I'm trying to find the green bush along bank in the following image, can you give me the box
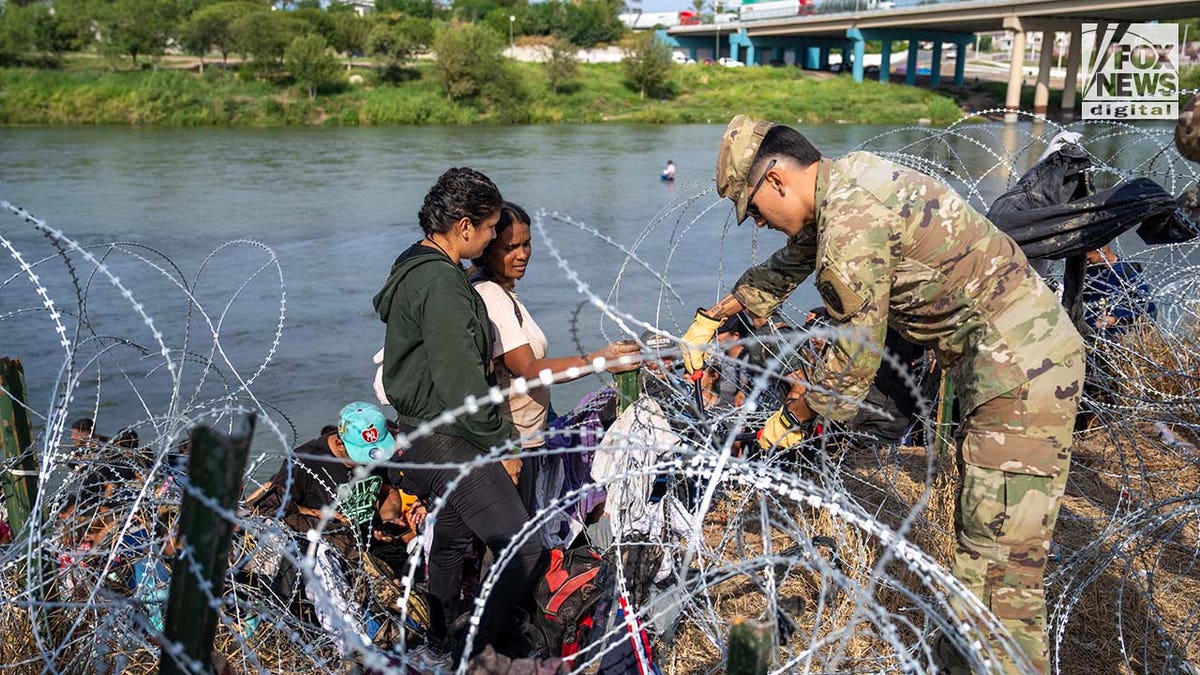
[0,62,968,127]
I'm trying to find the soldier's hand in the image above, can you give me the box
[680,309,722,375]
[757,406,808,450]
[589,341,641,373]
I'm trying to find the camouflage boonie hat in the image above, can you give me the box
[716,114,776,223]
[1177,94,1200,163]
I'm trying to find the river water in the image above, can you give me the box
[0,122,1178,464]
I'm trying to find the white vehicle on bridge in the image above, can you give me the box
[739,0,894,22]
[619,10,701,30]
[739,0,815,22]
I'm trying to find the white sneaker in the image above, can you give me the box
[400,645,452,674]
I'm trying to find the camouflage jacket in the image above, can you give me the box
[733,151,1084,420]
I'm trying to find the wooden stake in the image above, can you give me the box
[159,415,254,675]
[0,358,37,538]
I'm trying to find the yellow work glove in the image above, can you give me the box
[680,309,722,375]
[757,406,807,450]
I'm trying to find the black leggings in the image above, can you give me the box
[515,449,541,520]
[397,427,544,656]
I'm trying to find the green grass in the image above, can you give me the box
[0,60,969,127]
[968,65,1200,114]
[1182,65,1200,96]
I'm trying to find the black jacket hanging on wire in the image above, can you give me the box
[986,143,1197,260]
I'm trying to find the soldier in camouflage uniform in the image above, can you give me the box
[679,115,1085,674]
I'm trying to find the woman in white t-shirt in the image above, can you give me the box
[470,201,638,517]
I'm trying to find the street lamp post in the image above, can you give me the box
[714,1,722,62]
[509,15,516,51]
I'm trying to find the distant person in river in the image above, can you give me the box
[470,200,639,518]
[661,159,676,181]
[371,167,543,662]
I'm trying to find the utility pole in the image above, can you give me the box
[714,0,722,61]
[509,15,515,51]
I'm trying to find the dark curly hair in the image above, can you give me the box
[418,167,504,237]
[472,201,530,276]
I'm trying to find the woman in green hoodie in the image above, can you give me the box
[372,167,542,660]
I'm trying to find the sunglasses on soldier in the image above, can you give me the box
[743,158,777,223]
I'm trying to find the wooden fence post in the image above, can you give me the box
[159,414,254,675]
[0,358,37,538]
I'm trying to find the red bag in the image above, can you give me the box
[534,546,610,657]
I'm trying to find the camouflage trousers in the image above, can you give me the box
[950,350,1085,674]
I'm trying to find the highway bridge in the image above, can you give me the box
[664,0,1197,120]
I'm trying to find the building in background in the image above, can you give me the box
[330,0,375,16]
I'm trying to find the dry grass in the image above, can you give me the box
[3,430,1196,674]
[1102,317,1200,428]
[658,425,1199,674]
[1050,425,1200,675]
[5,322,1200,673]
[0,597,334,674]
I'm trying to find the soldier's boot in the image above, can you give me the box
[931,633,974,674]
[1178,94,1200,162]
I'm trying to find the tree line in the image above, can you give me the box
[0,0,626,70]
[0,0,673,107]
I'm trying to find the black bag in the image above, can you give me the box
[987,143,1197,260]
[533,546,611,657]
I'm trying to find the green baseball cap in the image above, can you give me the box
[716,114,776,223]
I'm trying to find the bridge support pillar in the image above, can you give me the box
[852,38,864,82]
[805,46,819,69]
[689,46,698,62]
[844,30,866,83]
[1062,25,1082,119]
[880,39,891,82]
[1004,17,1027,123]
[954,39,967,86]
[819,46,830,70]
[728,29,754,65]
[906,39,919,86]
[930,41,943,88]
[1033,30,1054,115]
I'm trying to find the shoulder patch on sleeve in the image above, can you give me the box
[816,264,867,321]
